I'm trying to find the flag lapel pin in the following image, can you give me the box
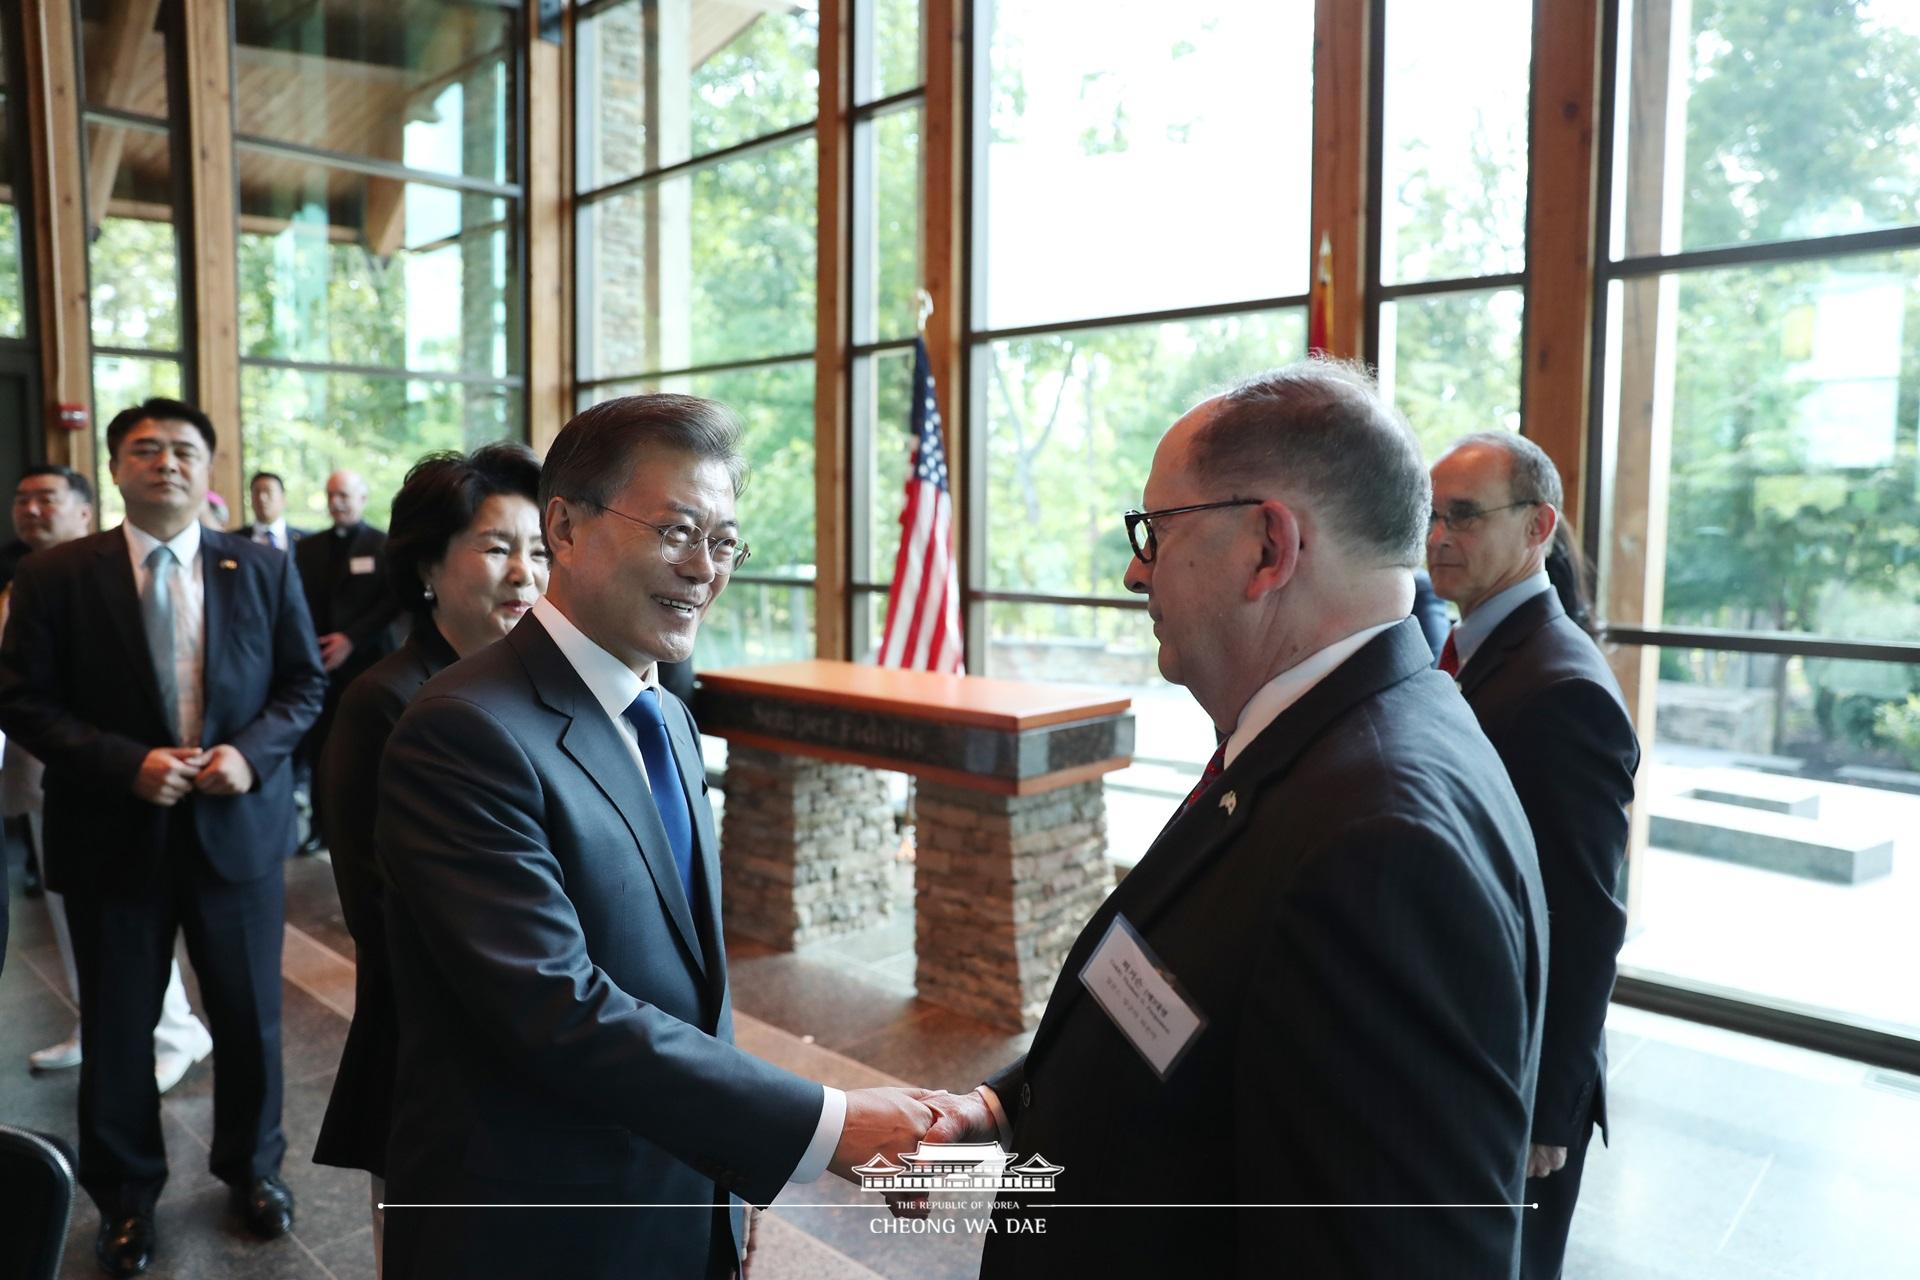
[1219,791,1237,816]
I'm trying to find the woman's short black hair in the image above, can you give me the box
[387,441,543,621]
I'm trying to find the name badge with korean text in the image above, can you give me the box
[1078,914,1206,1080]
[349,555,377,576]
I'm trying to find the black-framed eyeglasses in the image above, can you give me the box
[1429,500,1540,534]
[586,502,751,571]
[1123,499,1266,564]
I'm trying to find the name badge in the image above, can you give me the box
[349,555,376,575]
[1078,914,1206,1080]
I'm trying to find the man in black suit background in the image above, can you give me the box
[1428,432,1639,1280]
[374,395,937,1279]
[241,471,305,552]
[916,361,1548,1277]
[0,398,326,1277]
[293,468,398,850]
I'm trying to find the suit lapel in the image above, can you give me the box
[513,617,708,978]
[1024,618,1439,1064]
[199,532,240,745]
[96,532,170,732]
[1457,588,1562,699]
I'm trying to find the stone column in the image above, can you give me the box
[720,745,897,948]
[913,779,1111,1031]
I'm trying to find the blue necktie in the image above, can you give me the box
[624,688,694,906]
[142,544,180,740]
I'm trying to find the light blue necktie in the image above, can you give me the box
[624,688,694,907]
[142,543,180,740]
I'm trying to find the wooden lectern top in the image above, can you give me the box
[696,660,1130,732]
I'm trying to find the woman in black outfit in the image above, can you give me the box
[313,443,548,1272]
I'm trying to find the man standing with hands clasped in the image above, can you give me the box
[0,398,326,1278]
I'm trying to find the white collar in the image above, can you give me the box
[532,596,657,721]
[1223,619,1402,768]
[1453,571,1552,673]
[124,518,202,569]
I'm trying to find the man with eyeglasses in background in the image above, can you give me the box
[1428,432,1639,1280]
[373,394,942,1280]
[912,360,1547,1278]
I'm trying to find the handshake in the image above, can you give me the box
[826,1085,999,1183]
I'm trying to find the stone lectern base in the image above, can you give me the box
[695,660,1134,1032]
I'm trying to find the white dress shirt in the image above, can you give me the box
[530,597,846,1184]
[124,520,205,746]
[251,519,291,551]
[1449,570,1551,676]
[1223,618,1403,768]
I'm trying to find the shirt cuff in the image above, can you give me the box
[978,1085,1014,1148]
[787,1085,846,1184]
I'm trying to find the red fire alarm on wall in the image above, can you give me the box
[55,403,88,431]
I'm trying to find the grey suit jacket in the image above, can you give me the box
[375,613,822,1280]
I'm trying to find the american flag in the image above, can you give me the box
[877,339,965,673]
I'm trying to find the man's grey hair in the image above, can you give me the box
[1186,358,1430,568]
[1445,430,1564,511]
[539,393,750,523]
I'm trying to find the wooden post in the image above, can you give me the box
[1309,0,1369,360]
[1606,0,1689,931]
[181,0,242,517]
[20,0,95,479]
[813,0,851,660]
[1522,0,1603,531]
[526,9,570,454]
[923,0,965,571]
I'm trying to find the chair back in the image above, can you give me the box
[0,1125,77,1280]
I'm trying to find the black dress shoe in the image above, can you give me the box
[95,1212,155,1278]
[231,1174,296,1238]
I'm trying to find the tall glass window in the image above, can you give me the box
[847,0,926,660]
[1596,0,1920,1041]
[229,0,525,530]
[0,16,25,341]
[1370,0,1531,461]
[78,0,186,524]
[574,0,820,668]
[971,1,1314,864]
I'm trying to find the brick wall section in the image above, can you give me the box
[913,778,1110,1032]
[719,745,897,947]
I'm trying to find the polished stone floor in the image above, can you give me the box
[5,843,1919,1279]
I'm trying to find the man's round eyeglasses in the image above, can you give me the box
[1123,499,1266,564]
[586,502,751,571]
[1428,500,1540,534]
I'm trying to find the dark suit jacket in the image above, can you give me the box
[0,527,326,889]
[1456,588,1637,1147]
[979,619,1547,1279]
[313,621,457,1177]
[294,522,399,682]
[374,613,822,1280]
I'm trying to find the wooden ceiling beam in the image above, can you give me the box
[83,0,166,229]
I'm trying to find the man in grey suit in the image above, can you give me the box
[375,394,936,1279]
